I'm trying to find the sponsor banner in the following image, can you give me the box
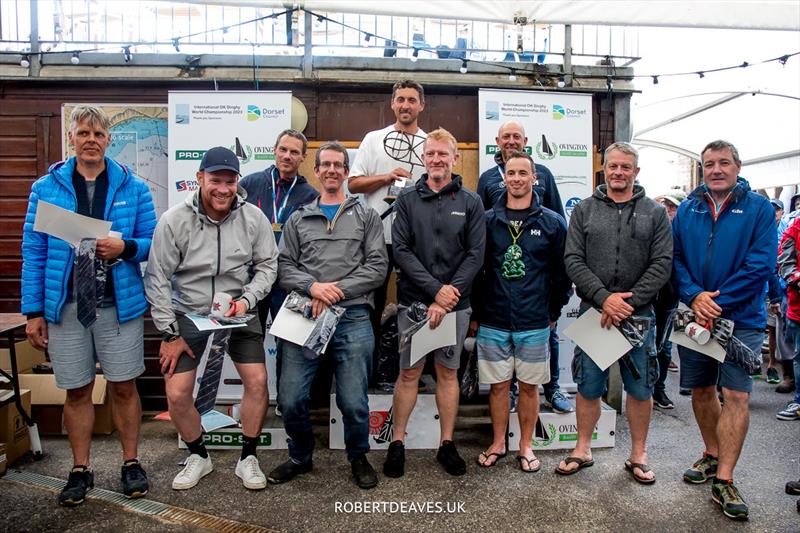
[168,91,291,207]
[479,90,593,390]
[478,89,593,219]
[507,402,616,450]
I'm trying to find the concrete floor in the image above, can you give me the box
[1,371,798,533]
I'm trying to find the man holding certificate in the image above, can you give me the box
[145,146,278,492]
[269,141,387,489]
[560,142,672,483]
[673,140,776,521]
[384,128,485,478]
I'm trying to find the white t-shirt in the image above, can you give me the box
[350,124,427,243]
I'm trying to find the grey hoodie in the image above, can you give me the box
[144,189,278,334]
[564,184,672,312]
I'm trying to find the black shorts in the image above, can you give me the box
[173,314,265,374]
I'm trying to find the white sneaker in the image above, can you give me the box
[172,454,213,490]
[236,455,267,490]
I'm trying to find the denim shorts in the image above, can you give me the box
[397,306,471,370]
[678,328,763,393]
[48,302,145,389]
[571,315,658,401]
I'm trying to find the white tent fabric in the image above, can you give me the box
[632,92,800,188]
[178,1,800,31]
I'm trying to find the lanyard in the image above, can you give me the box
[270,167,298,224]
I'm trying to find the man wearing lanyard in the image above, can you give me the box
[240,129,319,331]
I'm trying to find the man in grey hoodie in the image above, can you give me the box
[145,147,278,492]
[558,142,672,484]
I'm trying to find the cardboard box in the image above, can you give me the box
[17,374,114,435]
[507,402,616,451]
[0,389,31,464]
[0,341,46,374]
[0,442,7,476]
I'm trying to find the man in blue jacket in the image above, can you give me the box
[477,121,572,414]
[472,151,571,471]
[21,105,156,506]
[673,140,776,521]
[239,129,319,329]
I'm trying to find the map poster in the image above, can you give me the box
[62,104,169,217]
[167,91,292,207]
[478,90,594,392]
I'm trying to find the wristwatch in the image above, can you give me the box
[162,332,180,343]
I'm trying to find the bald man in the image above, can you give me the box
[476,120,571,414]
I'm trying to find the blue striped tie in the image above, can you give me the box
[194,330,232,415]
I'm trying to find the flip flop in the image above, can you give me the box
[516,455,541,473]
[625,460,656,484]
[477,450,507,467]
[555,456,594,476]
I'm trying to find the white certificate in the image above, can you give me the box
[562,308,633,371]
[33,200,112,248]
[410,312,457,367]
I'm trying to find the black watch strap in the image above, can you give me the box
[162,332,180,342]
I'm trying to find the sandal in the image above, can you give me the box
[477,450,507,467]
[555,456,594,476]
[516,455,541,473]
[625,460,656,484]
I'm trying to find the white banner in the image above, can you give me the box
[168,91,292,207]
[478,89,594,390]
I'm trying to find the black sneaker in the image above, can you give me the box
[267,458,312,484]
[786,479,800,495]
[58,468,94,506]
[436,440,466,476]
[121,461,149,498]
[351,456,378,489]
[653,390,674,409]
[383,440,405,478]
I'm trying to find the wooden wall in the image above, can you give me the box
[0,79,614,410]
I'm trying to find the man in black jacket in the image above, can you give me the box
[239,129,319,330]
[472,151,571,472]
[383,128,485,478]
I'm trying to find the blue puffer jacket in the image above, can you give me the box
[672,177,776,329]
[21,157,156,324]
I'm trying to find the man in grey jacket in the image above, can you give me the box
[557,142,672,484]
[267,141,387,489]
[145,147,278,491]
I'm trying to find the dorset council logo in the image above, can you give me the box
[552,104,566,120]
[247,105,261,121]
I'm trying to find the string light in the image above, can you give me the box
[122,45,132,63]
[172,38,180,53]
[364,32,371,43]
[508,69,516,81]
[652,75,659,84]
[20,54,30,68]
[410,48,419,62]
[70,51,80,64]
[460,59,468,74]
[697,71,704,78]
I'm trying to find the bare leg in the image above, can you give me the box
[517,382,540,470]
[767,325,777,369]
[165,370,202,442]
[691,385,721,457]
[107,379,142,462]
[63,381,95,466]
[557,393,598,472]
[434,362,459,443]
[626,395,654,481]
[479,381,510,465]
[391,366,424,442]
[716,388,749,480]
[235,362,268,437]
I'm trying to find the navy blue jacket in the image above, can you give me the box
[673,178,776,329]
[240,165,319,228]
[474,192,571,331]
[477,152,564,218]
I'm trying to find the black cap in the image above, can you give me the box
[199,146,240,175]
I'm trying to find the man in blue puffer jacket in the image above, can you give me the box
[21,106,156,506]
[673,140,776,521]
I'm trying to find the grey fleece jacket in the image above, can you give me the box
[278,196,388,309]
[144,189,278,335]
[564,184,672,312]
